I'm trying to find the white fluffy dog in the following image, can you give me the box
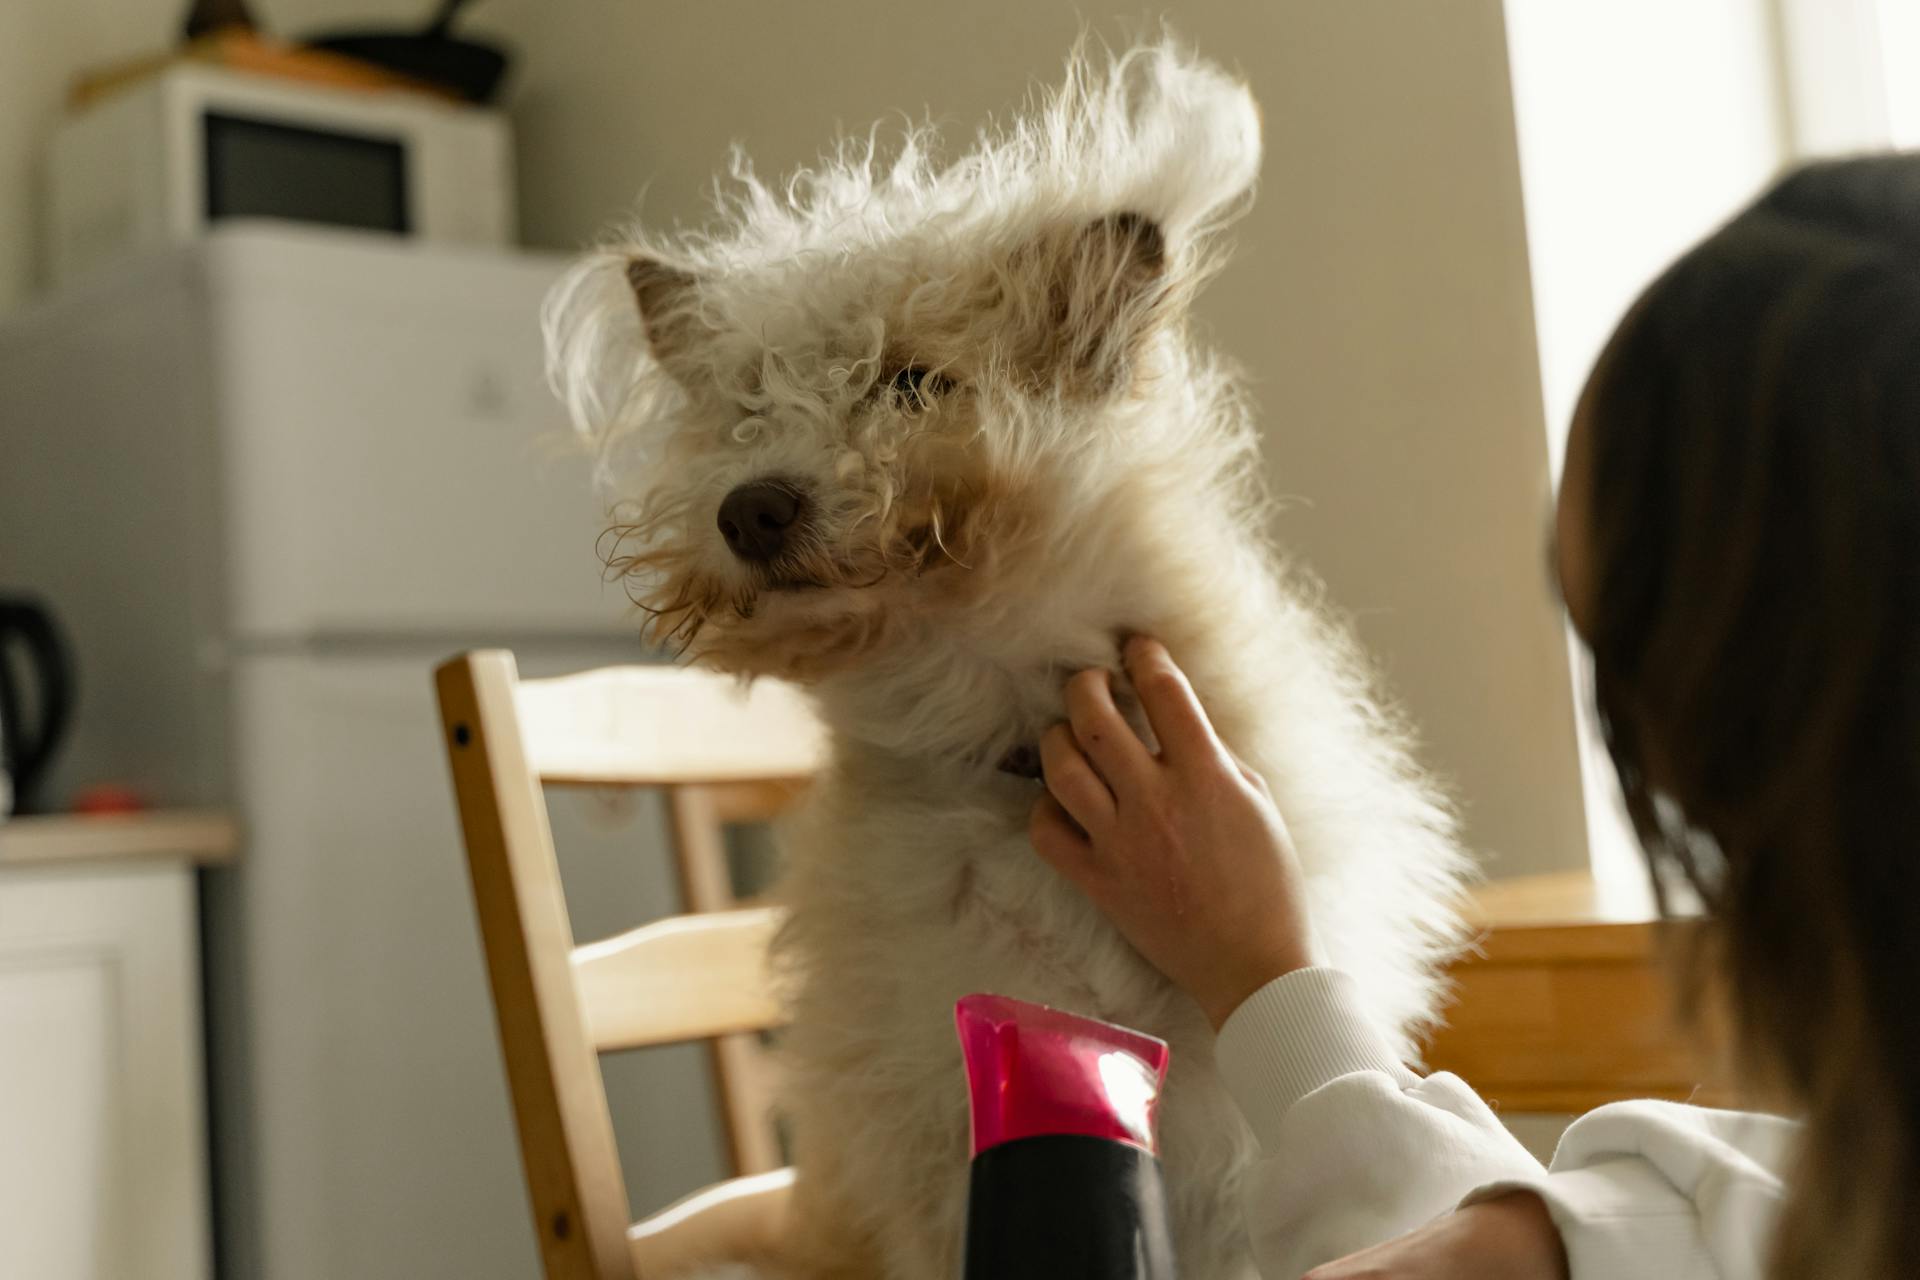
[546,41,1468,1280]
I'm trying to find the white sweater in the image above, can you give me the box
[1215,968,1798,1279]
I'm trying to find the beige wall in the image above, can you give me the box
[3,0,1589,876]
[470,0,1589,874]
[1504,0,1790,891]
[0,1,180,307]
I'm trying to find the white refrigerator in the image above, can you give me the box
[0,224,730,1278]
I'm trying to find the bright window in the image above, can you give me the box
[1880,0,1920,144]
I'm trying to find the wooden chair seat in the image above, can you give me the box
[627,1168,795,1276]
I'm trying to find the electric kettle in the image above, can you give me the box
[0,597,75,816]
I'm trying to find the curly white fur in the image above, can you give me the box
[546,38,1470,1280]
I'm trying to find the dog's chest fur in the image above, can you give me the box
[769,686,1259,1279]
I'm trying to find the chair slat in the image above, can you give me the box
[698,778,811,825]
[518,665,828,786]
[572,907,786,1051]
[665,786,788,1177]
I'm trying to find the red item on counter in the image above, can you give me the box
[70,784,148,814]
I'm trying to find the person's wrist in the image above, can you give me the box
[1198,940,1318,1030]
[1461,1191,1570,1280]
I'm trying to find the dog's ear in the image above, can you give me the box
[1013,211,1170,397]
[625,256,705,381]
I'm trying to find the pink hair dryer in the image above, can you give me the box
[956,993,1176,1278]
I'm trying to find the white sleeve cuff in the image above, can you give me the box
[1215,967,1420,1151]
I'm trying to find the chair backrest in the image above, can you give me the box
[435,651,827,1280]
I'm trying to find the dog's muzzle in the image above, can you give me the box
[718,479,808,562]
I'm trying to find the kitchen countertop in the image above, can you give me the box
[0,810,239,869]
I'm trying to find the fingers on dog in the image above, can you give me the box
[1039,721,1115,834]
[1063,666,1153,787]
[1028,792,1093,868]
[1227,747,1272,797]
[1122,637,1220,764]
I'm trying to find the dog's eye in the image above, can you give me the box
[888,365,954,409]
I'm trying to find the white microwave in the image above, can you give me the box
[44,63,515,286]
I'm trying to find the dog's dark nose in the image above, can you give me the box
[717,480,804,562]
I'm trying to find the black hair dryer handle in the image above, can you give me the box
[0,597,76,813]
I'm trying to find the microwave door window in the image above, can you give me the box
[203,113,410,234]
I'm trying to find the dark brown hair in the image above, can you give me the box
[1580,154,1920,1280]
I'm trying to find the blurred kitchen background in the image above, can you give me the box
[0,2,1911,1278]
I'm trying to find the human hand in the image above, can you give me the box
[1301,1192,1569,1280]
[1028,636,1321,1029]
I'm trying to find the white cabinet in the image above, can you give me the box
[0,820,228,1280]
[212,653,725,1280]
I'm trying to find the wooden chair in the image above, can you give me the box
[435,651,827,1279]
